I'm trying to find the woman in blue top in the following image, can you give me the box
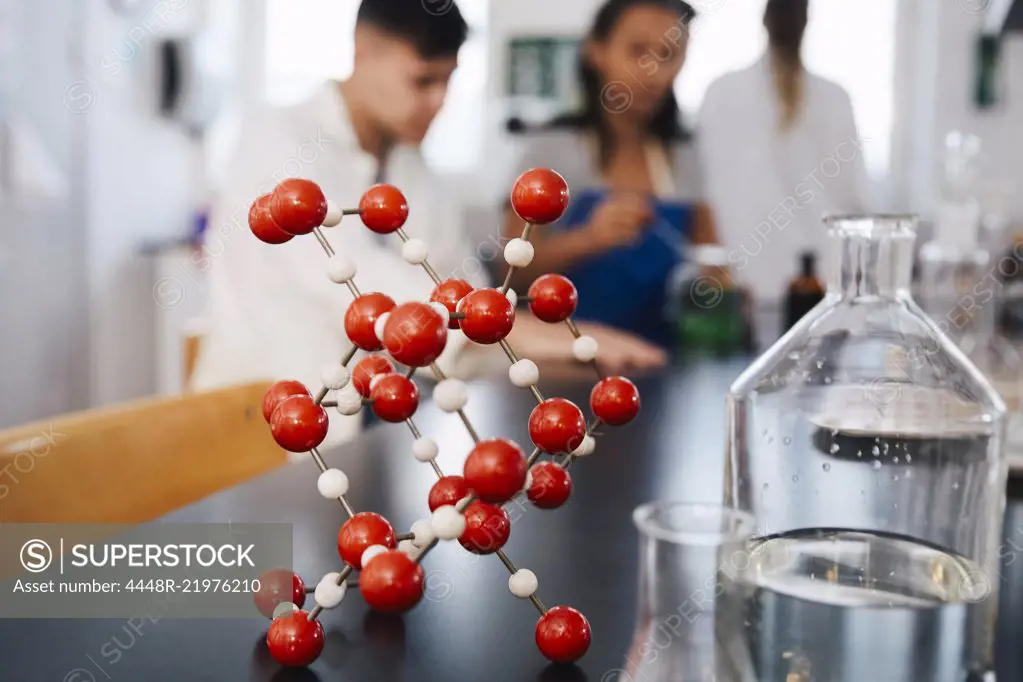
[502,0,719,349]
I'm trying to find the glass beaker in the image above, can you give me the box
[726,214,1007,682]
[621,502,757,682]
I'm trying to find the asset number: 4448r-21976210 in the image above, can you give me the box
[123,578,261,593]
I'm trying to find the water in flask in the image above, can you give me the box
[728,383,999,682]
[737,529,991,682]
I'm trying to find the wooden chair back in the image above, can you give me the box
[0,382,286,524]
[183,330,203,388]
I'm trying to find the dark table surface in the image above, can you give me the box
[5,360,1023,682]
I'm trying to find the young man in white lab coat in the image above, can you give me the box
[698,0,871,303]
[191,0,666,446]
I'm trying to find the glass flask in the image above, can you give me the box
[918,131,991,345]
[725,214,1008,682]
[624,503,757,682]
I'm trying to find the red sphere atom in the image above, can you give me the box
[359,549,425,614]
[511,168,570,225]
[591,376,641,426]
[463,439,528,504]
[352,355,395,398]
[262,380,311,423]
[430,279,475,329]
[338,512,397,569]
[370,374,420,423]
[267,610,325,667]
[270,395,329,453]
[254,570,306,618]
[249,194,294,245]
[360,184,409,234]
[458,501,511,555]
[529,398,587,455]
[527,462,573,510]
[528,274,578,324]
[428,475,471,512]
[382,302,448,367]
[535,606,591,663]
[457,288,515,345]
[270,179,328,236]
[345,292,397,351]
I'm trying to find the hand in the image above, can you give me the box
[508,316,668,376]
[574,321,668,374]
[583,194,653,251]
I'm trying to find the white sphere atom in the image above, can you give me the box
[506,288,519,308]
[326,254,357,283]
[317,468,350,499]
[402,239,430,264]
[314,575,347,609]
[572,434,596,457]
[320,571,342,587]
[431,505,466,540]
[508,569,538,598]
[321,363,351,390]
[429,301,451,327]
[361,544,389,568]
[322,200,343,228]
[335,385,363,416]
[433,379,468,413]
[504,238,535,268]
[509,359,539,388]
[369,373,389,392]
[573,335,599,363]
[410,519,436,547]
[374,312,391,342]
[398,539,418,557]
[272,601,298,619]
[412,437,439,462]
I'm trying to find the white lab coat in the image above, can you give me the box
[190,82,487,447]
[698,56,870,302]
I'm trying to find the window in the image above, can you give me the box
[678,0,897,179]
[265,0,356,105]
[265,0,488,173]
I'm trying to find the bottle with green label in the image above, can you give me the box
[673,245,747,356]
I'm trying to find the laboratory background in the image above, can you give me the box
[4,1,1023,681]
[0,0,1019,424]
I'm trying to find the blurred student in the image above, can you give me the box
[192,0,664,444]
[503,0,718,349]
[698,0,869,302]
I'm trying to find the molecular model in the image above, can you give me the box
[247,169,642,668]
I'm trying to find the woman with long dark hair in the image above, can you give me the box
[502,0,718,348]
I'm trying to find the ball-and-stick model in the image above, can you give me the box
[248,169,642,668]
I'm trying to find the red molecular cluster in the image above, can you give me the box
[249,169,641,669]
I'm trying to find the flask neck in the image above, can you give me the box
[826,215,917,300]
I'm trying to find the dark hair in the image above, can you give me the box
[551,0,696,167]
[357,0,468,59]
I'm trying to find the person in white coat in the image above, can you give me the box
[698,0,870,303]
[190,0,666,447]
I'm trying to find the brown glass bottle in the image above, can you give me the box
[784,251,825,333]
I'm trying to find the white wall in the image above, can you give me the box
[893,0,1023,218]
[82,0,199,407]
[77,0,266,410]
[0,0,89,427]
[479,0,597,206]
